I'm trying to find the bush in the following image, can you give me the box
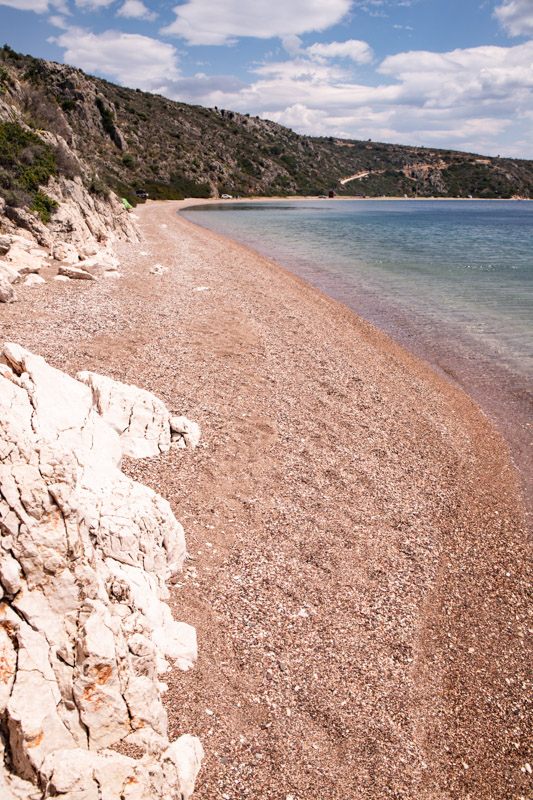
[2,44,21,61]
[0,65,11,91]
[95,97,117,138]
[30,189,58,222]
[122,153,135,168]
[22,86,70,138]
[88,173,110,196]
[0,122,57,189]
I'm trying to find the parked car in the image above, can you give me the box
[135,189,149,198]
[221,194,233,199]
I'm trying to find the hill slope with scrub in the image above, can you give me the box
[2,44,533,210]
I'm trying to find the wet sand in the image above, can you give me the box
[2,199,531,798]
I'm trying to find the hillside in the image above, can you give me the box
[2,44,533,209]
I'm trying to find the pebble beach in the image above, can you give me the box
[1,199,531,799]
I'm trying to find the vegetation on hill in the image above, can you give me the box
[1,44,533,211]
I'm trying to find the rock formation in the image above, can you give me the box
[0,344,203,799]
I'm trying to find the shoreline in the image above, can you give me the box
[177,196,533,527]
[2,200,531,797]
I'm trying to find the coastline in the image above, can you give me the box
[179,196,533,528]
[2,200,531,797]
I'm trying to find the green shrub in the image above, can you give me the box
[95,97,117,138]
[30,189,58,222]
[88,173,110,195]
[0,65,11,91]
[122,153,135,168]
[0,122,56,189]
[2,44,21,61]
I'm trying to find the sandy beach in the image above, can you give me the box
[1,199,531,799]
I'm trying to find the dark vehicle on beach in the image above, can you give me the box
[135,189,149,199]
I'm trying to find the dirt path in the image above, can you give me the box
[2,200,531,799]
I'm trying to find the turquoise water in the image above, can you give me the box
[182,199,533,496]
[183,199,533,381]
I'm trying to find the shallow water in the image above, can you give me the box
[182,199,533,512]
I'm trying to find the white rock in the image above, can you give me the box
[79,243,99,258]
[170,416,201,450]
[0,556,21,594]
[0,344,202,796]
[0,627,16,714]
[5,247,46,274]
[54,275,71,282]
[77,371,172,458]
[0,275,16,303]
[57,265,97,281]
[0,260,22,285]
[52,242,80,264]
[0,234,35,255]
[22,274,46,287]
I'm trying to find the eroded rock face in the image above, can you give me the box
[0,344,203,799]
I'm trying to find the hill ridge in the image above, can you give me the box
[1,44,533,207]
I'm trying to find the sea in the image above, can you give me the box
[181,199,533,510]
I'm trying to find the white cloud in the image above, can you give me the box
[494,0,533,36]
[74,0,114,9]
[154,39,533,156]
[117,0,157,21]
[306,40,374,64]
[0,0,65,11]
[161,0,352,46]
[282,34,303,56]
[51,27,181,88]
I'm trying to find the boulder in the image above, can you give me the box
[57,266,97,281]
[52,242,80,264]
[0,276,16,303]
[0,235,35,256]
[5,247,47,275]
[0,344,203,797]
[170,416,201,450]
[22,275,46,287]
[0,261,22,285]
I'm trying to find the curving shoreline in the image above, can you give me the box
[179,197,533,529]
[2,199,531,798]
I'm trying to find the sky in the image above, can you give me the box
[1,0,533,158]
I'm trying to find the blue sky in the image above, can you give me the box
[1,0,533,157]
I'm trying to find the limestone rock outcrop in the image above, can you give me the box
[0,344,203,799]
[78,371,201,457]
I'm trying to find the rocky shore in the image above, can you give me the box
[1,198,531,799]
